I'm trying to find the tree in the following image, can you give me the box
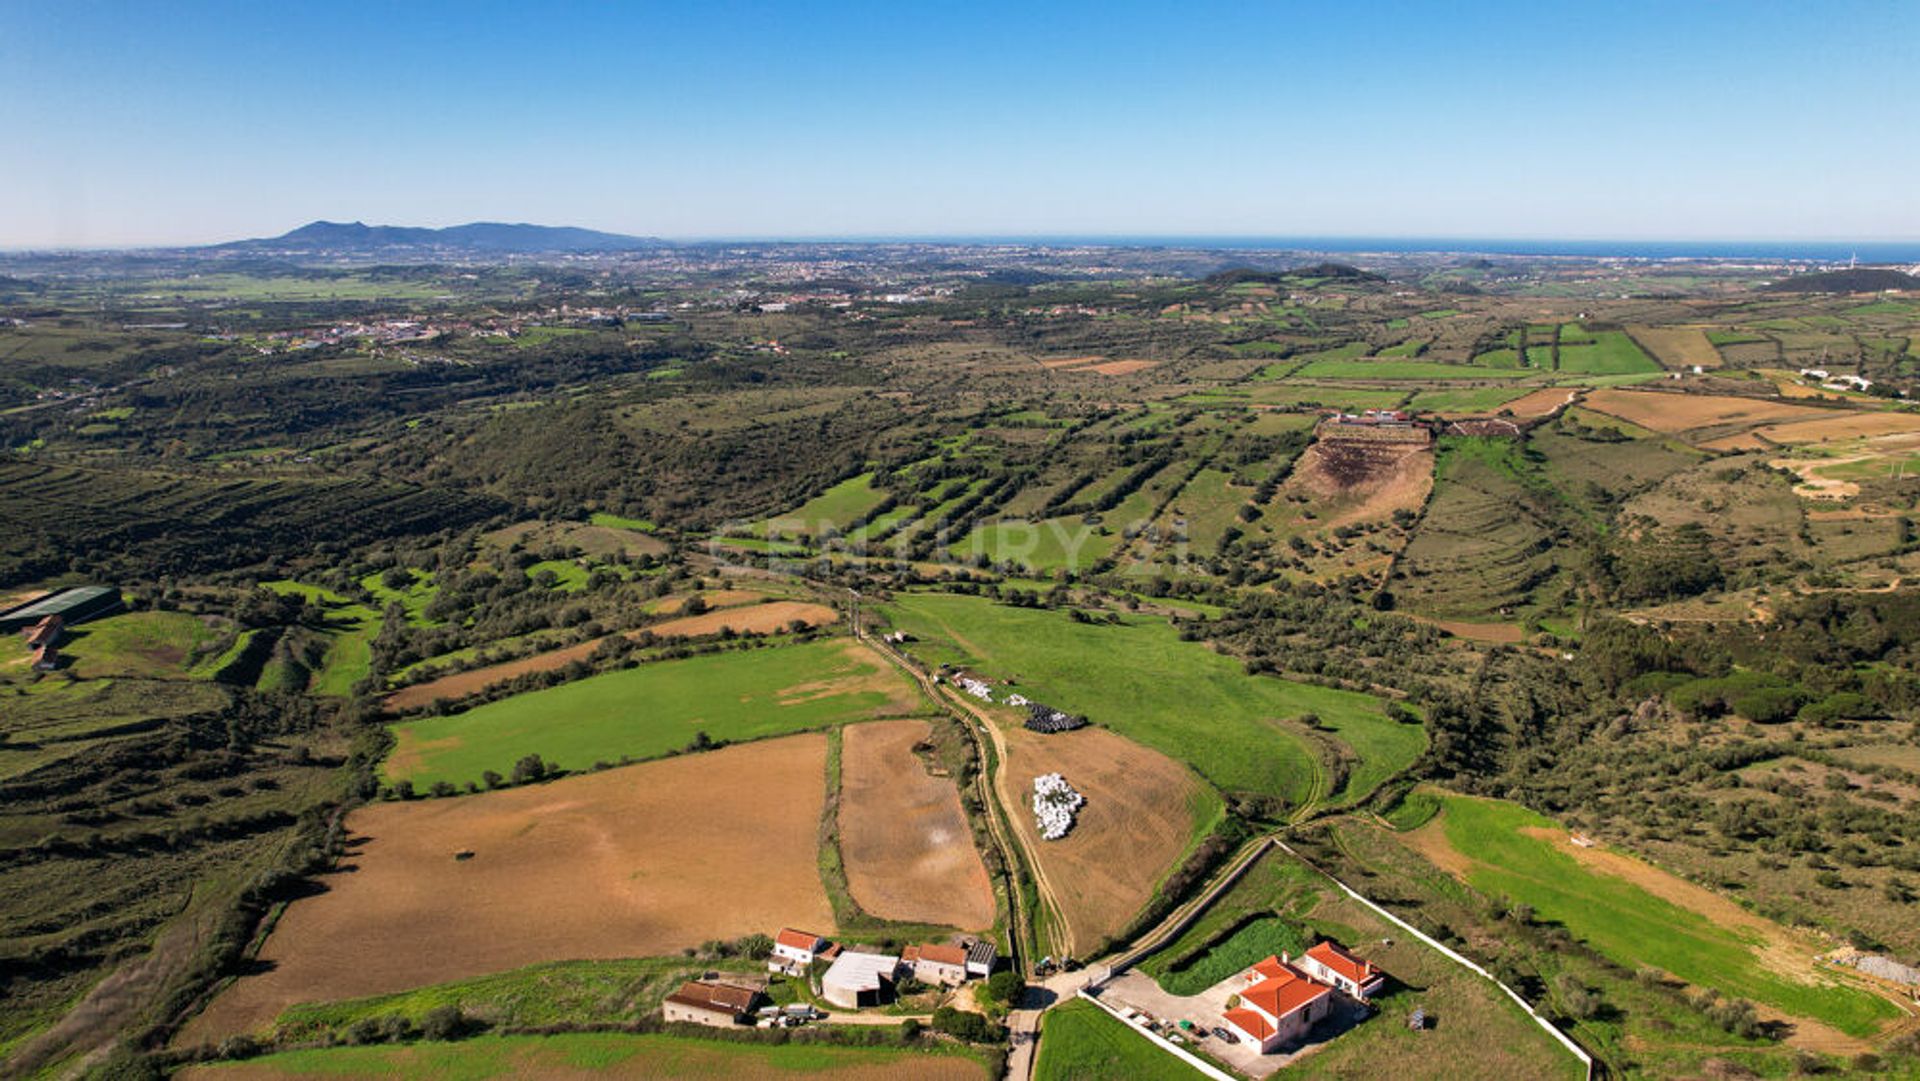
[420,1004,467,1040]
[985,969,1024,1006]
[931,1006,1001,1043]
[511,754,549,785]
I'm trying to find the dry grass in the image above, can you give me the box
[1755,411,1920,445]
[994,724,1205,950]
[1629,326,1722,369]
[838,720,995,930]
[181,735,835,1042]
[1076,359,1158,376]
[1583,388,1828,436]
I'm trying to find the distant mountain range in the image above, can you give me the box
[215,221,667,255]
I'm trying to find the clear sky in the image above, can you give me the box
[2,0,1915,248]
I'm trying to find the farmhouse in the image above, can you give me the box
[1224,956,1334,1054]
[901,943,970,987]
[662,978,763,1027]
[0,585,123,634]
[769,927,829,975]
[1298,940,1386,998]
[820,950,900,1009]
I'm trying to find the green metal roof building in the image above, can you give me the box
[0,586,124,633]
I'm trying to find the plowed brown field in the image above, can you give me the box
[839,720,995,930]
[994,724,1204,951]
[181,735,835,1042]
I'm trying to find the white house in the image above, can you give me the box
[821,950,900,1009]
[769,927,828,975]
[1223,956,1334,1054]
[964,940,997,978]
[1296,940,1386,999]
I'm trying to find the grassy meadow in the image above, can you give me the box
[1430,794,1899,1036]
[1034,998,1202,1081]
[882,592,1420,807]
[384,638,925,788]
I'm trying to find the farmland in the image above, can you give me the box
[1409,792,1900,1038]
[386,638,922,789]
[184,735,839,1042]
[6,241,1920,1079]
[186,1032,996,1080]
[838,719,996,930]
[882,592,1413,808]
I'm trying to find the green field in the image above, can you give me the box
[60,610,220,679]
[1553,329,1660,374]
[882,593,1419,806]
[760,472,890,537]
[1292,358,1523,381]
[1154,915,1306,996]
[193,1032,995,1079]
[1407,386,1532,413]
[385,638,925,788]
[1034,998,1201,1081]
[588,511,657,531]
[360,569,440,625]
[263,580,380,695]
[1432,794,1899,1036]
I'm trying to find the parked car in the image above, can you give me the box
[1212,1026,1237,1043]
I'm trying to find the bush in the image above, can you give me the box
[420,1004,468,1040]
[930,1005,1002,1043]
[985,969,1024,1006]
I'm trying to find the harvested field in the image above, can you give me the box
[385,601,838,710]
[839,720,995,930]
[994,724,1206,952]
[1754,410,1920,445]
[1416,616,1526,644]
[183,1033,994,1080]
[648,600,838,637]
[1630,325,1722,369]
[1496,387,1581,419]
[645,589,765,614]
[182,736,836,1042]
[1040,355,1105,369]
[1076,359,1157,376]
[1582,388,1828,437]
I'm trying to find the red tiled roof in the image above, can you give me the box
[1243,972,1331,1020]
[906,943,968,967]
[1305,940,1377,984]
[776,928,824,951]
[664,979,760,1014]
[1224,1007,1275,1041]
[1250,955,1305,982]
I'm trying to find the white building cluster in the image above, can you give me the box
[1032,773,1085,840]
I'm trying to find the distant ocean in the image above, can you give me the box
[844,236,1920,263]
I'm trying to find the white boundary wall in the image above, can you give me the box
[1276,841,1594,1080]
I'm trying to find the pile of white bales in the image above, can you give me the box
[1031,773,1084,840]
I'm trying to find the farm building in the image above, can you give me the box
[0,586,122,634]
[768,927,829,975]
[661,978,764,1027]
[964,939,997,978]
[1224,955,1334,1053]
[901,944,970,987]
[820,950,900,1009]
[1298,940,1386,998]
[1024,701,1086,734]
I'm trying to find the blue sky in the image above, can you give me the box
[1,0,1915,247]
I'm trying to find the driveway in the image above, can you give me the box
[1096,970,1372,1079]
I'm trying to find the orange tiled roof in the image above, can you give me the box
[1243,972,1331,1019]
[1305,940,1377,984]
[776,928,824,951]
[1224,1007,1275,1041]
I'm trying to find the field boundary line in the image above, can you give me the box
[1074,988,1238,1081]
[1275,840,1595,1080]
